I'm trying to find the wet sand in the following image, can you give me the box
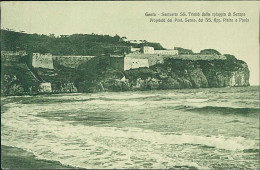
[1,145,79,169]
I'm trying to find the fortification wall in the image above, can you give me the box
[126,53,227,66]
[124,57,149,71]
[1,51,27,62]
[109,56,149,71]
[126,53,164,66]
[53,56,95,68]
[142,46,155,54]
[154,50,178,55]
[165,54,227,60]
[131,48,141,53]
[32,53,54,69]
[1,51,27,56]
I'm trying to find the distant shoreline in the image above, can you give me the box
[1,145,79,169]
[1,85,256,97]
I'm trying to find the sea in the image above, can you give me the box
[1,86,259,169]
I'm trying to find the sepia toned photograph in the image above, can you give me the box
[1,1,259,169]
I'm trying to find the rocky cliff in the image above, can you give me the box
[75,57,250,93]
[1,61,78,95]
[1,55,250,95]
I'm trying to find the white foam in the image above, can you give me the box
[1,95,259,169]
[102,93,158,100]
[186,99,209,103]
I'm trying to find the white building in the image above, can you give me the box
[38,82,52,93]
[110,56,149,71]
[141,46,178,55]
[130,47,141,53]
[124,57,149,70]
[142,46,155,54]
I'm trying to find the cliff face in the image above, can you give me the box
[1,56,250,95]
[204,70,249,87]
[199,59,250,87]
[76,58,250,93]
[1,62,78,95]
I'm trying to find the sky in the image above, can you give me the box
[1,1,259,85]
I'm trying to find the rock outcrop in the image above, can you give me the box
[1,56,250,95]
[199,59,250,87]
[76,58,249,92]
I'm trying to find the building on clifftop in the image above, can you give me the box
[130,46,141,53]
[110,56,149,71]
[141,46,155,54]
[141,46,178,55]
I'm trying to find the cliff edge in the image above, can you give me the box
[1,55,249,95]
[75,56,249,93]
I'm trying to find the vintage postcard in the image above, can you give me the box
[1,1,259,169]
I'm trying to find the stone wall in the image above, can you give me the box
[126,53,164,66]
[109,56,149,71]
[32,53,54,69]
[53,56,95,68]
[1,51,27,62]
[154,49,178,55]
[30,54,95,69]
[130,47,141,52]
[1,51,27,56]
[172,54,226,60]
[142,46,155,54]
[126,53,227,65]
[124,57,149,70]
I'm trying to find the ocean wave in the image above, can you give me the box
[186,99,209,103]
[185,106,259,115]
[161,104,260,116]
[169,105,259,115]
[2,89,259,169]
[94,127,258,151]
[2,104,258,169]
[54,92,159,100]
[2,124,258,168]
[3,110,258,152]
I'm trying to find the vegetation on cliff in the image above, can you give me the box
[174,47,194,55]
[1,29,250,95]
[1,29,165,56]
[1,52,250,95]
[72,57,249,93]
[1,62,39,95]
[131,42,165,50]
[199,49,221,55]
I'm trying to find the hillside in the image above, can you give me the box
[1,29,165,56]
[1,29,250,95]
[1,53,249,95]
[75,57,249,92]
